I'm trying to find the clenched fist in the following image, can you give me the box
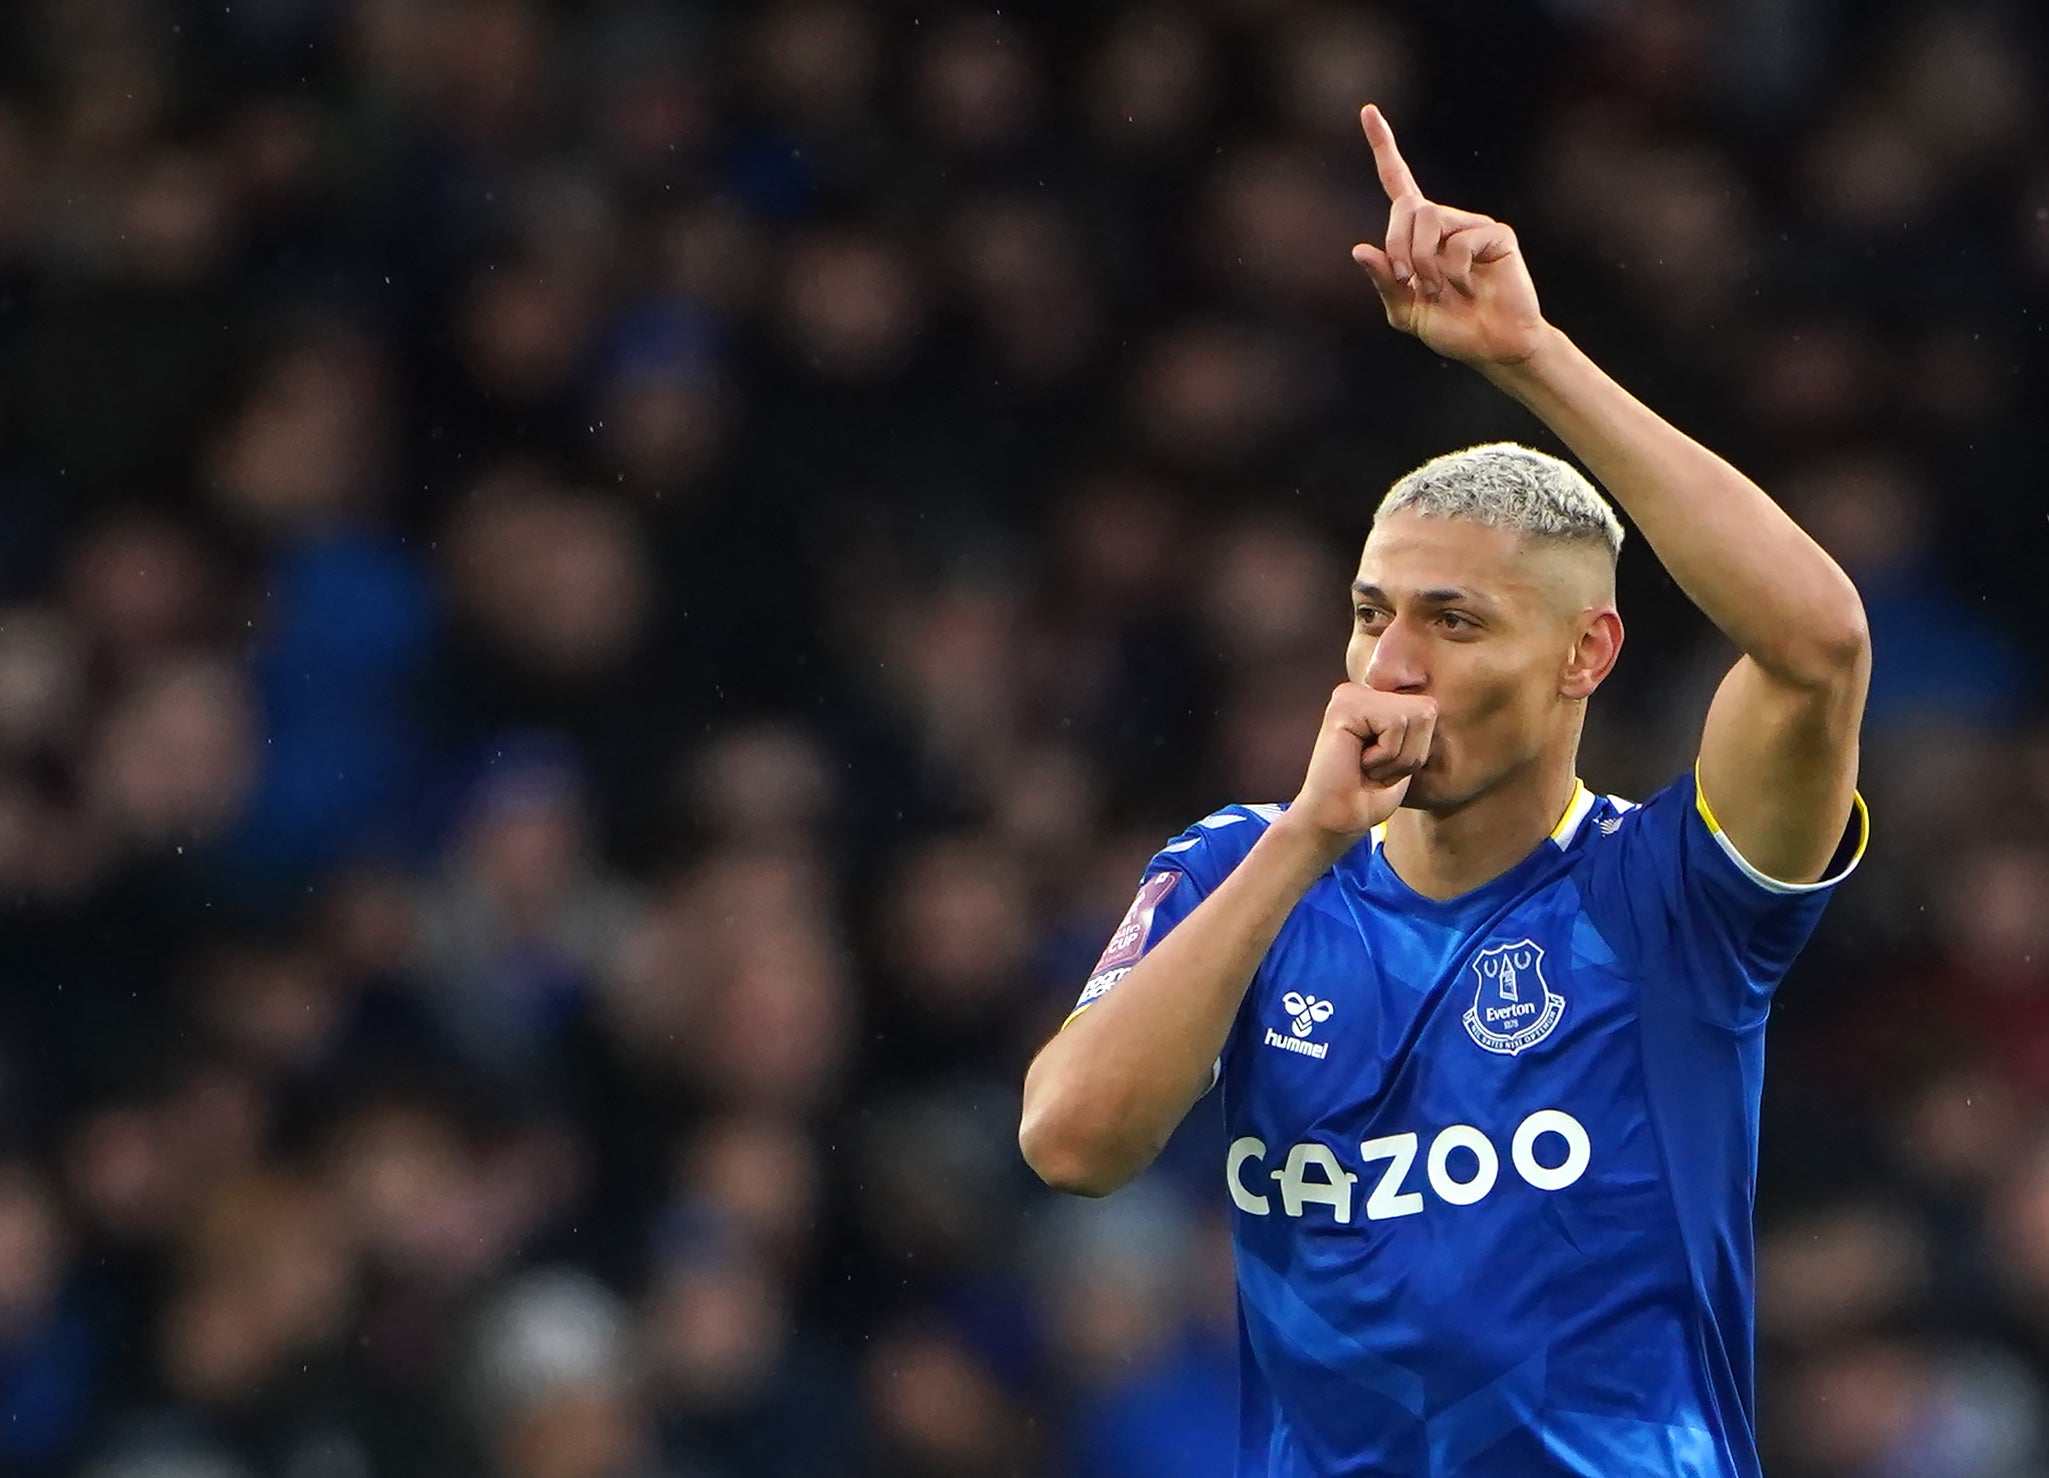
[1283,682,1437,854]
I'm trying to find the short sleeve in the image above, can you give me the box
[1064,805,1284,1027]
[1065,858,1208,1029]
[1061,806,1284,1093]
[1576,768,1869,1030]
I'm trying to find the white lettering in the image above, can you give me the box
[1271,1142,1357,1222]
[1227,1136,1270,1215]
[1512,1109,1591,1191]
[1262,1028,1328,1060]
[1360,1133,1425,1221]
[1227,1110,1594,1222]
[1426,1123,1499,1206]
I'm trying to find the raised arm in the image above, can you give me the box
[1350,106,1868,881]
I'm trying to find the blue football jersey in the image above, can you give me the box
[1070,770,1868,1478]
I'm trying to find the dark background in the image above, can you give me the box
[0,0,2043,1474]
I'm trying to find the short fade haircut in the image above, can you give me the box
[1375,442,1624,564]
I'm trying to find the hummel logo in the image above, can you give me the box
[1281,992,1335,1037]
[1264,992,1336,1060]
[1596,816,1622,835]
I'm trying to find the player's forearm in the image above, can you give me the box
[1484,327,1868,685]
[1020,819,1341,1197]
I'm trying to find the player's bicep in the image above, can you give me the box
[1696,652,1867,887]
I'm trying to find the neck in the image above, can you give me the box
[1381,762,1582,901]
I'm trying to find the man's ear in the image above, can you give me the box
[1561,608,1623,700]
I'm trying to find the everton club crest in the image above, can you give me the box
[1462,938,1565,1056]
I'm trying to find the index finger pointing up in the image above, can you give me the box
[1361,104,1420,201]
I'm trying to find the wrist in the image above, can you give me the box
[1478,322,1574,398]
[1262,810,1367,877]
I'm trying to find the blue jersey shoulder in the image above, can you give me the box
[1065,803,1287,1028]
[1152,802,1288,891]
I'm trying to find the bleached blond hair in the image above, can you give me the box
[1376,442,1624,562]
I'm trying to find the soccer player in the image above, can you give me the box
[1019,106,1870,1477]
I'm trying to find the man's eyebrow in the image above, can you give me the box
[1350,581,1493,608]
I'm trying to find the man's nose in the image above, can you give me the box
[1363,618,1429,694]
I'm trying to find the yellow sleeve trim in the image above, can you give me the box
[1693,761,1870,894]
[1059,1002,1092,1031]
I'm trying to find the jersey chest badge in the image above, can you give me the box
[1462,938,1566,1056]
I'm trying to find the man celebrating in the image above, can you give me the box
[1020,106,1870,1477]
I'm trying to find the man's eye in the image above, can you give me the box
[1438,611,1475,631]
[1354,607,1386,625]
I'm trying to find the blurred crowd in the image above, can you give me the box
[0,0,2043,1474]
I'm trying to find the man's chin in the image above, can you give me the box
[1399,768,1446,811]
[1401,756,1485,814]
